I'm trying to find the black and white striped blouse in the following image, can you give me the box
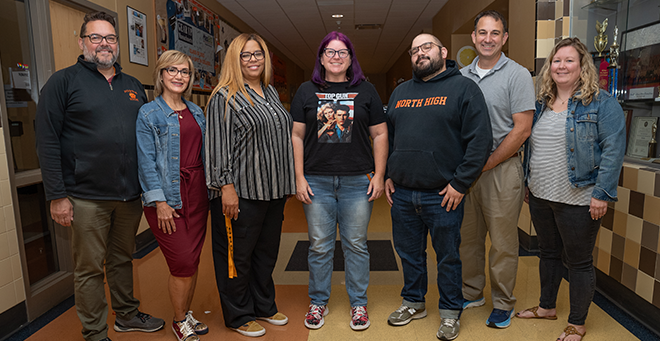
[205,83,296,201]
[528,108,593,206]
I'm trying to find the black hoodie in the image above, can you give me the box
[386,60,492,193]
[36,56,147,201]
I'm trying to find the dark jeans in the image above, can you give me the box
[529,194,601,325]
[211,197,286,328]
[391,186,464,319]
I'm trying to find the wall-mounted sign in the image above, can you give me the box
[127,7,148,66]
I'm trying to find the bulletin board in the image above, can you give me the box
[155,0,241,90]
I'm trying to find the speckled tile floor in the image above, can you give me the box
[18,197,649,341]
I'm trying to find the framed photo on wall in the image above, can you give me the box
[127,7,148,66]
[626,116,658,158]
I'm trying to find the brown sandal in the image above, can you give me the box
[558,325,586,341]
[515,306,558,320]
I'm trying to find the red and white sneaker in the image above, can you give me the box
[350,306,370,331]
[304,304,328,329]
[185,311,208,335]
[172,320,199,341]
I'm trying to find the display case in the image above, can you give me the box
[571,0,660,165]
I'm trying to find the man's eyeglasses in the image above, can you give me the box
[409,42,441,56]
[81,34,118,44]
[240,50,265,62]
[163,67,191,78]
[323,48,350,59]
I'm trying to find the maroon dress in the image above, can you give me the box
[144,107,208,277]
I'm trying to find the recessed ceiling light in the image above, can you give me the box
[332,14,344,18]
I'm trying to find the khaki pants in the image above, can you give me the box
[460,156,524,311]
[69,196,143,341]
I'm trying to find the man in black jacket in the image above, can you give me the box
[384,33,492,341]
[35,12,164,341]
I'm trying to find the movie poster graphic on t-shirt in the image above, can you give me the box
[316,92,357,143]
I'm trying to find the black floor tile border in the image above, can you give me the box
[4,295,74,341]
[285,240,399,272]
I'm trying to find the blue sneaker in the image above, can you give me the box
[462,297,485,309]
[486,308,514,328]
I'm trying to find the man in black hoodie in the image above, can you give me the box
[384,33,492,341]
[35,12,164,341]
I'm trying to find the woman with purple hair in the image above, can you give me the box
[291,31,388,331]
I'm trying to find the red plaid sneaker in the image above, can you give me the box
[304,304,328,329]
[350,306,370,331]
[172,320,199,341]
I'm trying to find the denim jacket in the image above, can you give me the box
[136,95,206,208]
[523,89,625,202]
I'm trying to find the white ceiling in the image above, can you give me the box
[216,0,450,74]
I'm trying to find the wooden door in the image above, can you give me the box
[49,1,86,71]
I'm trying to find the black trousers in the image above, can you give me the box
[211,197,286,328]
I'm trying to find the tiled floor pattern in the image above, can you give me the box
[23,197,640,340]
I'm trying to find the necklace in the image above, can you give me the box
[557,96,569,105]
[174,109,183,119]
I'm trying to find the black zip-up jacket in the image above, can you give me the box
[386,60,492,193]
[36,56,147,201]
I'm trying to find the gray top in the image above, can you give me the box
[528,108,593,206]
[461,52,536,153]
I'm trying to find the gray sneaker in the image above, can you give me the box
[387,304,427,326]
[114,311,165,333]
[436,318,460,340]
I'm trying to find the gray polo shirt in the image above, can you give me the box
[461,52,536,153]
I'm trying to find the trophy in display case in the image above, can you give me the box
[594,18,608,57]
[608,26,620,95]
[650,122,658,158]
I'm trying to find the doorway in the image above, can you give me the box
[0,0,114,322]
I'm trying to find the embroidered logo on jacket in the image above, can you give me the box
[125,90,139,101]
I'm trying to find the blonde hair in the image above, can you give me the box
[208,33,272,110]
[153,50,195,99]
[536,37,600,109]
[316,102,337,122]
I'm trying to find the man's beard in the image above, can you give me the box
[412,55,444,79]
[83,44,118,69]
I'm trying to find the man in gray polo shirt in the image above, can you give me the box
[459,10,535,329]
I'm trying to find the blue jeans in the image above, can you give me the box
[391,185,464,319]
[304,174,373,307]
[528,193,600,325]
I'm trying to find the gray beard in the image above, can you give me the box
[83,44,118,69]
[413,56,444,79]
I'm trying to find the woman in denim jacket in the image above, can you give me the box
[517,38,625,341]
[136,50,208,341]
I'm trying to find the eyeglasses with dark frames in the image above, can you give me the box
[81,34,119,44]
[323,48,350,59]
[163,67,191,78]
[409,42,442,56]
[240,50,265,62]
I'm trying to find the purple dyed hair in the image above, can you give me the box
[311,31,365,88]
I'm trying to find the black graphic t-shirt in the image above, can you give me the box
[291,80,385,176]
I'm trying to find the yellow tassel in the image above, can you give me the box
[225,216,237,278]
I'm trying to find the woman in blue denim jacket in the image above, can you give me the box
[517,38,625,341]
[136,50,208,341]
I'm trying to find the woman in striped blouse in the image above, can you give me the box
[518,38,625,341]
[205,33,296,338]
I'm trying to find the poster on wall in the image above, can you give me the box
[155,0,241,90]
[127,7,148,66]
